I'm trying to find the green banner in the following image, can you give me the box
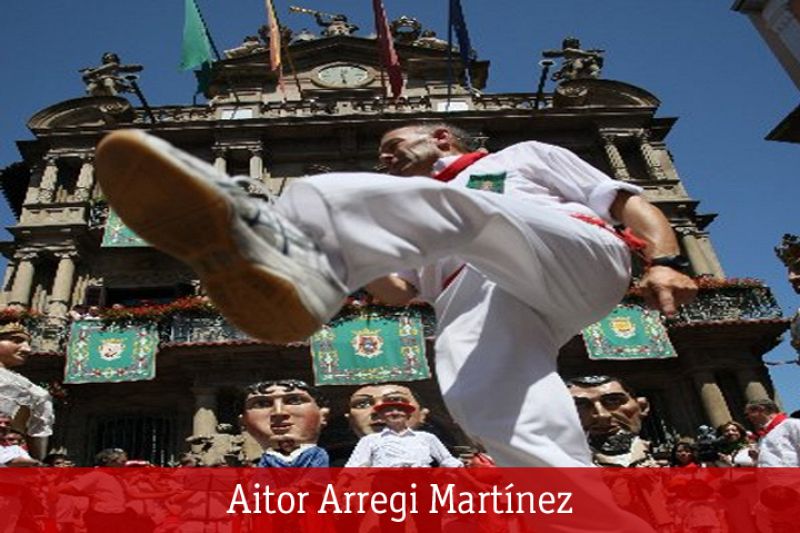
[310,312,431,386]
[101,208,149,247]
[65,320,159,384]
[582,304,677,360]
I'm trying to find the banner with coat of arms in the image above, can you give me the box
[101,208,149,247]
[582,304,677,361]
[310,312,431,386]
[64,320,159,384]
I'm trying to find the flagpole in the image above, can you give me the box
[446,0,454,109]
[195,0,222,61]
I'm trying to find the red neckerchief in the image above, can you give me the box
[758,413,788,438]
[433,152,489,183]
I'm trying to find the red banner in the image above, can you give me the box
[1,467,798,532]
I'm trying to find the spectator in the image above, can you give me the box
[670,440,702,468]
[715,421,756,467]
[745,398,800,466]
[241,379,330,467]
[57,448,133,532]
[43,451,74,467]
[345,401,462,467]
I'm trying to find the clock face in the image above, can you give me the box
[316,65,371,88]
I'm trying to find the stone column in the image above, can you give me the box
[636,131,666,180]
[47,250,78,318]
[213,147,228,174]
[677,229,712,276]
[692,371,732,427]
[192,386,218,436]
[248,147,264,180]
[36,156,59,203]
[736,367,772,403]
[0,264,16,306]
[8,252,37,308]
[600,133,631,180]
[74,155,95,201]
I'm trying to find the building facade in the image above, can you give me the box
[0,19,788,464]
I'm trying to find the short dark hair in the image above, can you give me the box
[43,452,71,466]
[385,122,474,153]
[745,398,779,414]
[94,448,127,466]
[244,379,328,408]
[565,375,637,396]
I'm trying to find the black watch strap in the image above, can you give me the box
[649,255,690,273]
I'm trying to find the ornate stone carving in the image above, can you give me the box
[543,37,604,82]
[79,52,143,97]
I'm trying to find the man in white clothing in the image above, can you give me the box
[345,401,462,467]
[95,123,696,470]
[746,398,800,466]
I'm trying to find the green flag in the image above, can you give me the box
[180,0,213,71]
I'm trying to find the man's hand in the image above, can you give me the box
[638,266,697,317]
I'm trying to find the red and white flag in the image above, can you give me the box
[372,0,403,97]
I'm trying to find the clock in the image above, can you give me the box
[315,64,371,88]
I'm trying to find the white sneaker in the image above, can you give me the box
[95,129,347,342]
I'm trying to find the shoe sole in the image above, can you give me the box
[95,130,320,343]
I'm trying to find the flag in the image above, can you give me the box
[372,0,403,97]
[448,0,473,88]
[264,0,281,72]
[180,0,213,72]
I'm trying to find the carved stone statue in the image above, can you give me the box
[542,37,604,82]
[775,233,800,353]
[390,16,422,45]
[79,52,143,97]
[224,35,265,59]
[413,30,450,52]
[289,6,357,37]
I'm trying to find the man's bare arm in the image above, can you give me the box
[610,192,697,316]
[365,274,418,306]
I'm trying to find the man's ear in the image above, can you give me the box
[319,407,330,428]
[637,397,650,418]
[431,128,452,150]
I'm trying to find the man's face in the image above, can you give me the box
[0,414,11,429]
[570,381,649,438]
[378,127,444,177]
[346,384,427,437]
[745,406,771,429]
[0,334,31,368]
[1,430,24,447]
[242,385,328,448]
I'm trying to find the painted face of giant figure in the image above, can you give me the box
[346,383,429,437]
[569,377,650,455]
[241,380,329,450]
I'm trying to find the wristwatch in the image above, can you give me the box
[649,254,690,273]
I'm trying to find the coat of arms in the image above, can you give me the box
[99,338,126,361]
[351,328,384,358]
[609,317,636,339]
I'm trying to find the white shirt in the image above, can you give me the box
[0,367,54,437]
[757,417,800,467]
[0,445,32,466]
[401,142,642,304]
[345,428,463,468]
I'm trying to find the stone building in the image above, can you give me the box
[0,19,788,464]
[732,0,800,142]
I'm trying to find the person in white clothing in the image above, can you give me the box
[345,401,462,467]
[746,398,800,467]
[95,124,696,471]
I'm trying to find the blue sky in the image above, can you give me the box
[1,1,799,410]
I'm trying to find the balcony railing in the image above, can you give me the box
[21,283,783,353]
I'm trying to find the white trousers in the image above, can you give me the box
[277,173,632,467]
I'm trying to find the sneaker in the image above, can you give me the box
[95,129,347,343]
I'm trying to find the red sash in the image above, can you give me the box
[433,152,488,183]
